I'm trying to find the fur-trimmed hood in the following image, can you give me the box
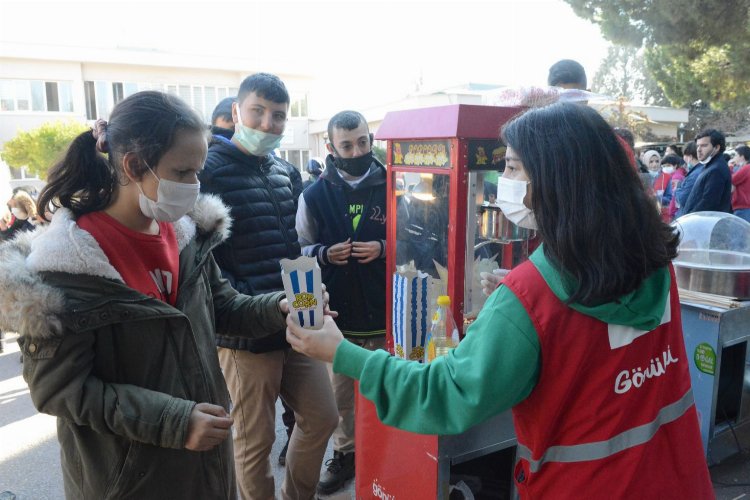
[0,194,231,339]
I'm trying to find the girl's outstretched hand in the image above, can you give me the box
[286,315,343,363]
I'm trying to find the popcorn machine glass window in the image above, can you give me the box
[464,139,536,323]
[394,171,451,279]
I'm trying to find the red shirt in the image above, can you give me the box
[78,211,180,305]
[732,163,750,210]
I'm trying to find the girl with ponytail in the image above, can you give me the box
[1,91,294,499]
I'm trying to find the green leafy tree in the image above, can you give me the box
[592,46,669,105]
[372,144,387,165]
[564,0,750,111]
[1,121,89,178]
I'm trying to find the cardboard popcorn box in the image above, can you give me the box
[280,256,324,330]
[392,271,444,361]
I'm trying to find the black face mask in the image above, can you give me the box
[335,151,373,177]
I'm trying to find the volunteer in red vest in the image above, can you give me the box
[286,102,713,499]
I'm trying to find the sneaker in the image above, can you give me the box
[278,437,289,466]
[316,451,354,495]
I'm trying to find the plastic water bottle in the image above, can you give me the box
[425,295,460,362]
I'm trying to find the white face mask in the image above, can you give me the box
[497,176,538,230]
[234,107,283,157]
[11,207,28,220]
[137,166,200,222]
[662,166,675,175]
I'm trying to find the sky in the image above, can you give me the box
[0,0,611,116]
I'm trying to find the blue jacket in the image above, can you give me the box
[200,138,301,352]
[681,155,732,215]
[297,155,387,337]
[674,163,704,218]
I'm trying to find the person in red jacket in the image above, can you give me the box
[286,102,714,499]
[731,145,750,222]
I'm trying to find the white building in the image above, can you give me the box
[309,84,690,157]
[308,83,504,157]
[0,42,315,186]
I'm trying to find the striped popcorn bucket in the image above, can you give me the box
[392,271,443,361]
[280,256,324,330]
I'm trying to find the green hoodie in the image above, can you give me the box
[333,246,670,435]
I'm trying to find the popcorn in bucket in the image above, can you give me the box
[280,256,324,330]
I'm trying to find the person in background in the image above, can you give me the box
[296,110,387,495]
[673,141,702,218]
[0,91,294,499]
[547,59,587,90]
[286,102,713,499]
[642,150,661,179]
[613,128,648,173]
[656,155,681,222]
[652,154,674,205]
[209,93,300,468]
[199,73,337,500]
[681,129,732,215]
[731,145,750,222]
[1,189,37,239]
[665,143,683,158]
[664,156,688,221]
[302,158,323,191]
[211,97,237,141]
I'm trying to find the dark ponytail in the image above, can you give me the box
[38,91,207,219]
[38,130,117,219]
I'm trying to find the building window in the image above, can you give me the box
[84,81,97,119]
[0,79,73,113]
[45,82,60,111]
[15,81,30,111]
[112,82,124,105]
[124,82,139,98]
[0,80,14,111]
[280,149,309,170]
[30,81,44,111]
[290,95,308,118]
[192,86,204,116]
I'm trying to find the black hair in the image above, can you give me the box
[501,102,678,306]
[695,129,726,154]
[38,91,207,219]
[211,96,236,125]
[327,110,369,144]
[661,154,682,166]
[666,143,683,156]
[548,59,587,89]
[237,73,289,105]
[683,140,697,158]
[735,145,750,162]
[613,128,635,149]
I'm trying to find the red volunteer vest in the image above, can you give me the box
[503,261,713,499]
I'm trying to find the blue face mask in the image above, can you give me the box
[234,107,283,157]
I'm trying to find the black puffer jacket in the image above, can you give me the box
[200,139,301,352]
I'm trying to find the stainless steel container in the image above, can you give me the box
[673,249,750,299]
[478,205,535,242]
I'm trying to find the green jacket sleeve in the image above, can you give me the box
[333,285,540,435]
[206,252,287,337]
[20,332,195,450]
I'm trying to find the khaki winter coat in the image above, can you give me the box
[0,195,285,499]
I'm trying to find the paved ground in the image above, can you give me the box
[0,332,746,499]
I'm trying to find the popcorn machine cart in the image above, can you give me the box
[355,104,535,499]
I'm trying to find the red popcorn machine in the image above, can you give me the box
[355,104,538,499]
